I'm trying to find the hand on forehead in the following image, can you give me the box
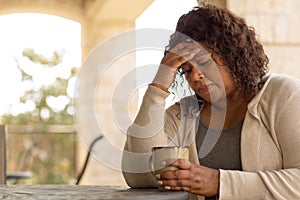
[173,40,213,69]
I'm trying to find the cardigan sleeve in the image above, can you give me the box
[121,85,181,188]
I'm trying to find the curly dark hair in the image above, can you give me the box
[166,4,269,101]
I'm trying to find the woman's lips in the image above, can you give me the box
[199,85,211,93]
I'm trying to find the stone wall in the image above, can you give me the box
[227,0,300,78]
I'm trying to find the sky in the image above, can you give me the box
[0,13,82,116]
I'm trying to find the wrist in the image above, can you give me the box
[150,83,169,92]
[152,64,177,89]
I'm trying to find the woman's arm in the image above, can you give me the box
[122,40,199,188]
[122,85,181,188]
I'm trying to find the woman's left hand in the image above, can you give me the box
[156,159,220,197]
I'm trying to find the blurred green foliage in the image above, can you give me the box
[0,48,77,125]
[1,49,78,184]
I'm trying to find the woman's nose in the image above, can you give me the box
[190,70,205,81]
[186,70,206,86]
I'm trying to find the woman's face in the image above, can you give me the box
[180,42,237,105]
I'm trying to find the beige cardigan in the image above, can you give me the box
[122,74,300,200]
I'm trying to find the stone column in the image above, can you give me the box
[77,0,154,185]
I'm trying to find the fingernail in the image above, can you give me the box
[164,186,171,190]
[157,180,163,185]
[155,174,161,179]
[186,53,196,59]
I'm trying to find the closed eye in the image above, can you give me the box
[198,59,212,67]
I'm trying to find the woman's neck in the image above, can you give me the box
[201,92,248,130]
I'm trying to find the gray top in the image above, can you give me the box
[196,117,243,200]
[196,116,243,170]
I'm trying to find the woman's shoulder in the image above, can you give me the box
[260,73,300,102]
[267,74,300,93]
[267,73,300,89]
[166,95,201,120]
[250,73,300,108]
[165,102,181,121]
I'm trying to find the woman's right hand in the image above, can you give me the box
[161,41,201,71]
[151,40,201,91]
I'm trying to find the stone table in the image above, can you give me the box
[0,184,190,200]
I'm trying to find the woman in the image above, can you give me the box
[122,3,300,200]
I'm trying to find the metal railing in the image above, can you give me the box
[1,124,103,185]
[2,125,77,184]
